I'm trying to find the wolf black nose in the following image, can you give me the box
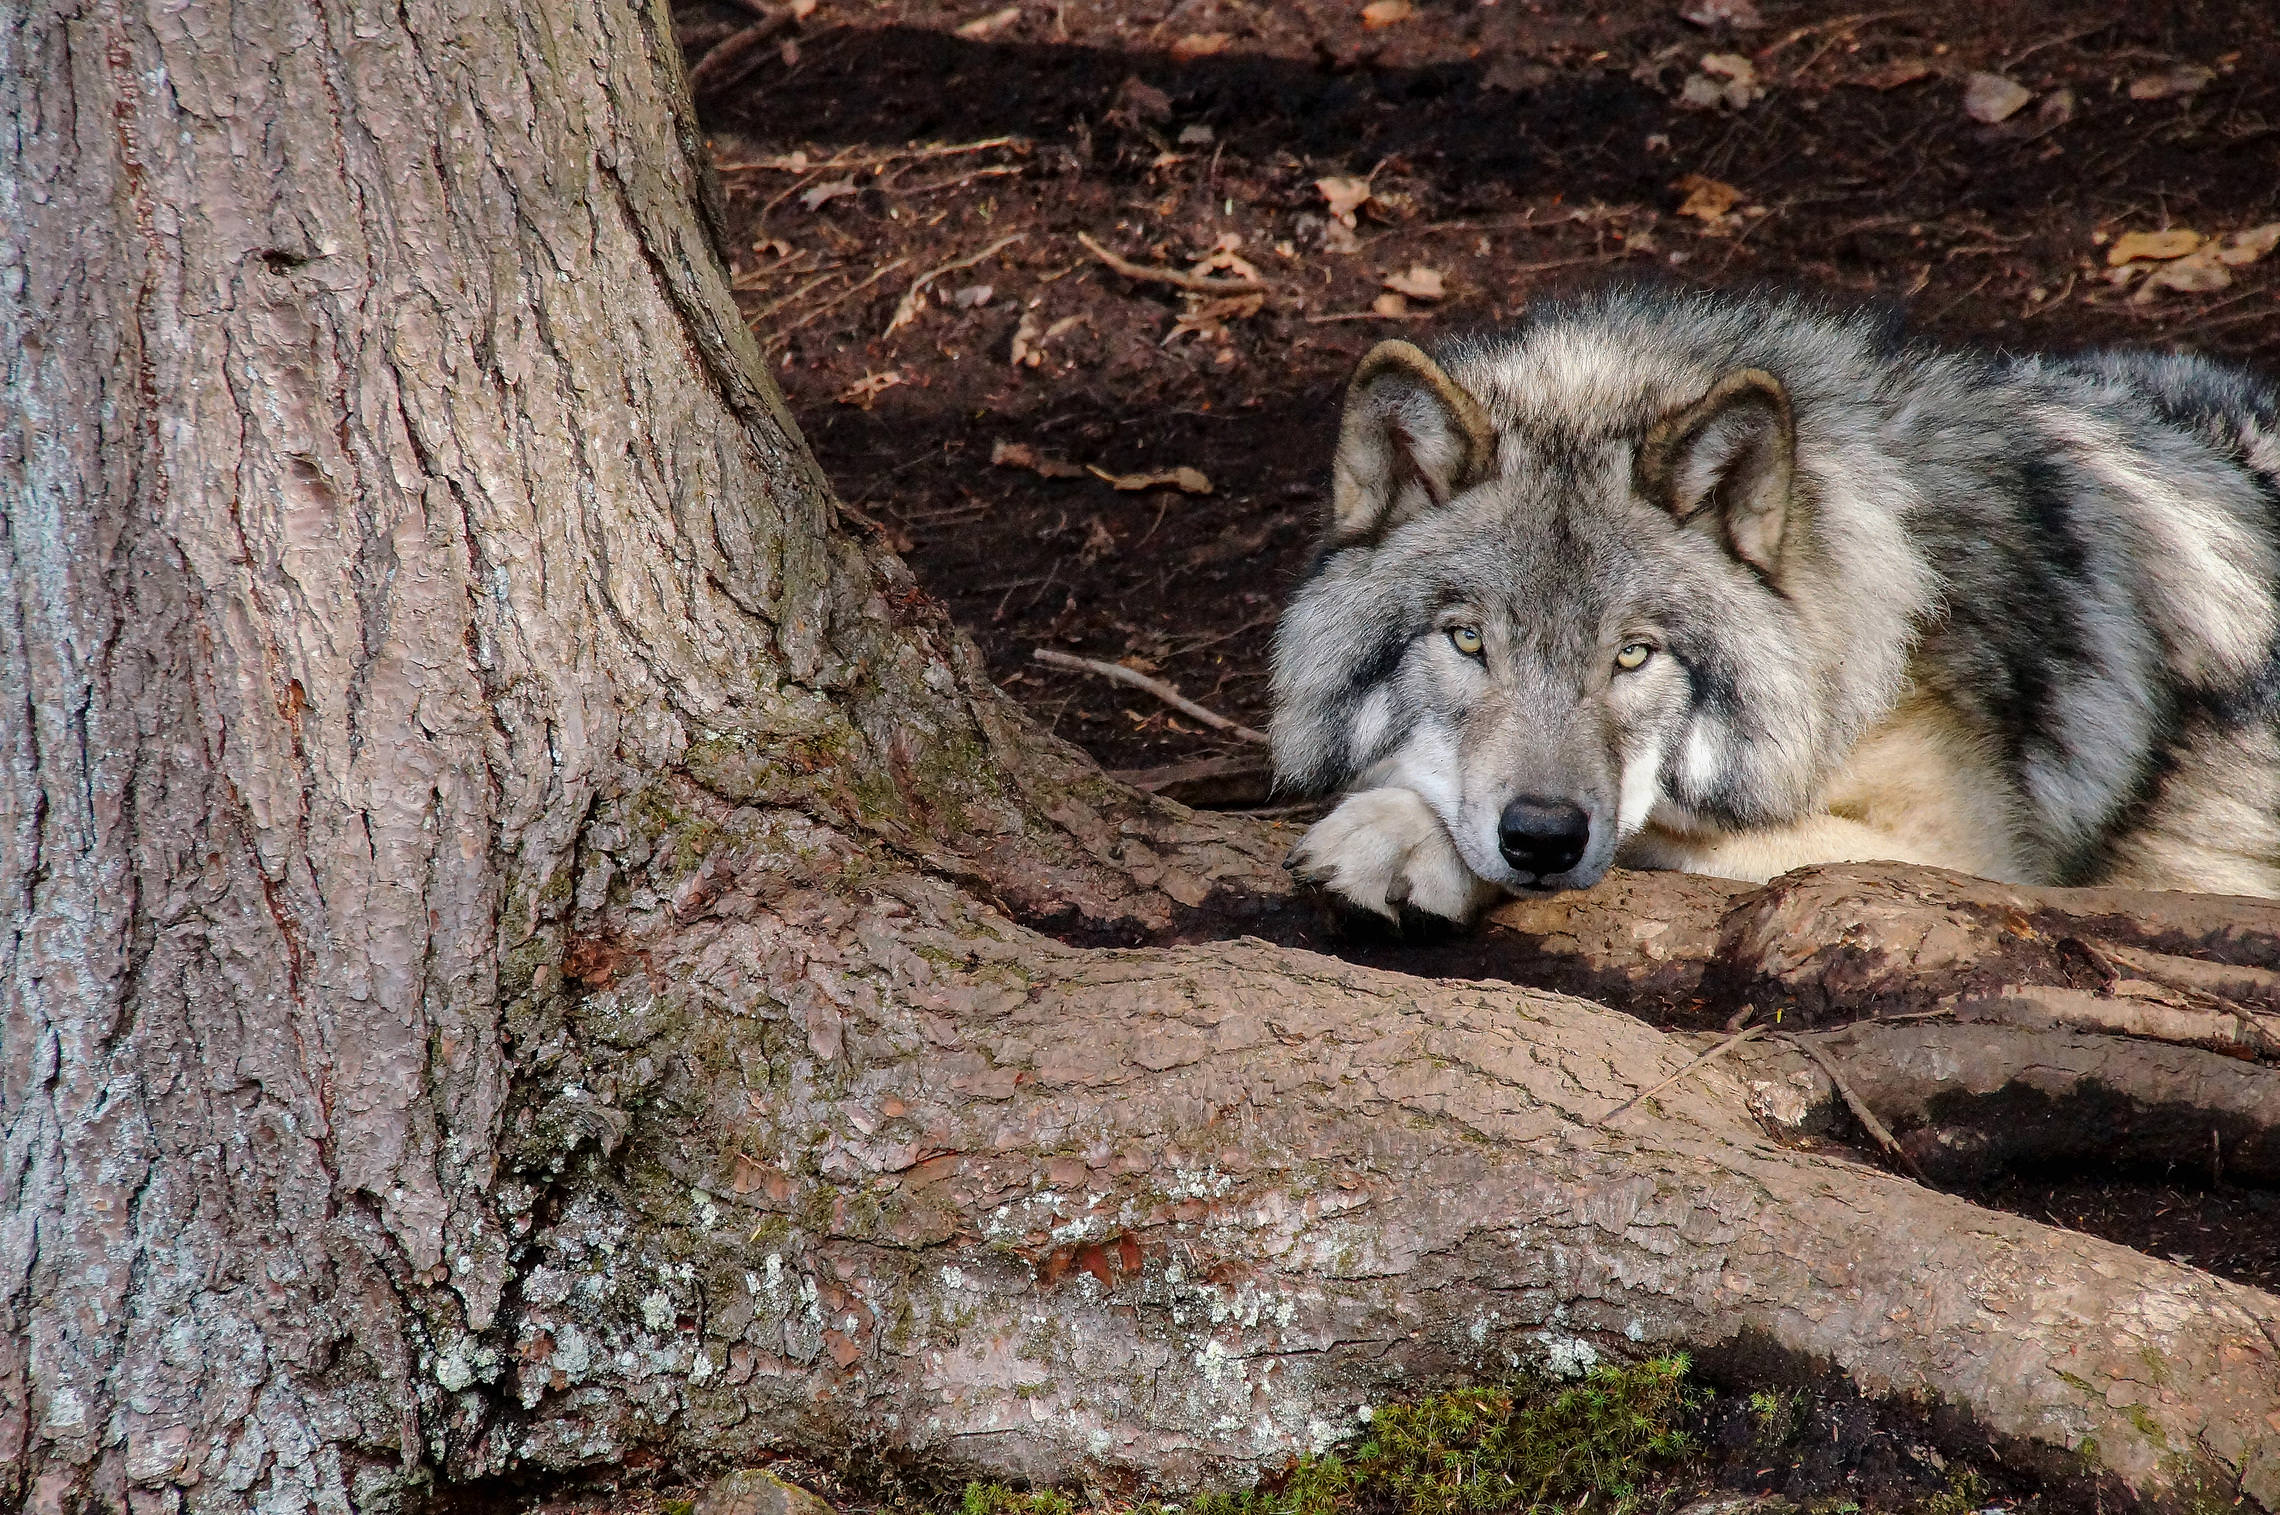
[1498,797,1590,877]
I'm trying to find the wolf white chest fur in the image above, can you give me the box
[1271,287,2280,919]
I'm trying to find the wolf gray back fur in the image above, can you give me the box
[1272,285,2280,894]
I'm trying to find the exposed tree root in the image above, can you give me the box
[1476,863,2280,1060]
[491,826,2280,1510]
[1726,1022,2280,1186]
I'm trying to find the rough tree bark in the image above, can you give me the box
[3,3,2277,1515]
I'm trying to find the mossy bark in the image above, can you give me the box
[3,2,2276,1513]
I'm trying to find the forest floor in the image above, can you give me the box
[645,3,2280,1511]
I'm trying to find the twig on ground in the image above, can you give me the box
[2002,20,2116,68]
[2019,271,2078,321]
[1778,1033,1928,1180]
[1076,232,1266,296]
[1594,1024,1764,1127]
[740,268,847,324]
[715,135,1028,175]
[1030,648,1268,743]
[1303,309,1431,324]
[767,256,911,342]
[885,233,1025,336]
[888,164,1025,197]
[686,7,796,97]
[1753,10,1915,65]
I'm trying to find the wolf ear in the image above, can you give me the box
[1331,340,1499,546]
[1637,369,1798,579]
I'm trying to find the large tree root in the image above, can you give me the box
[1468,863,2280,1059]
[479,843,2280,1510]
[1723,1023,2280,1186]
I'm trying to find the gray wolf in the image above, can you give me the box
[1270,285,2280,919]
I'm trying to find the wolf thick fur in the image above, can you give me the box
[1272,286,2280,917]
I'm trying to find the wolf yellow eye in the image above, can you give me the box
[1615,642,1653,672]
[1448,626,1485,658]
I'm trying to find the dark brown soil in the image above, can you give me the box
[671,0,2280,1501]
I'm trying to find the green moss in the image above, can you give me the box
[2124,1405,2167,1447]
[1745,1388,1807,1449]
[960,1485,1079,1515]
[1299,1357,1696,1515]
[1911,1469,1983,1515]
[950,1359,1696,1515]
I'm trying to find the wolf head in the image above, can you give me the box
[1271,289,1925,893]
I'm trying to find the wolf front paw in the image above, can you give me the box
[1286,787,1494,921]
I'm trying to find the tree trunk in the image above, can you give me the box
[3,4,2276,1514]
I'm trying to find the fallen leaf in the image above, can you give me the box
[1382,264,1446,300]
[1853,57,1932,89]
[2036,87,2077,127]
[1008,312,1043,367]
[2106,228,2203,266]
[1087,464,1213,494]
[990,440,1086,478]
[1316,176,1372,227]
[1171,31,1230,61]
[1679,53,1761,109]
[1371,291,1410,317]
[1189,233,1263,283]
[800,177,858,211]
[1961,72,2032,124]
[1361,0,1412,27]
[837,370,904,408]
[2128,64,2214,101]
[1166,292,1264,343]
[953,5,1021,40]
[1679,0,1763,28]
[951,283,994,308]
[2132,246,2231,302]
[1673,173,1742,220]
[2216,223,2280,266]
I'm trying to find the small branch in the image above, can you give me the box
[1030,649,1267,744]
[686,7,796,97]
[886,164,1024,198]
[1075,232,1265,296]
[886,232,1026,336]
[1303,309,1431,324]
[767,256,911,342]
[1752,10,1915,64]
[1776,1032,1927,1181]
[1594,1024,1763,1127]
[714,135,1029,175]
[739,268,847,324]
